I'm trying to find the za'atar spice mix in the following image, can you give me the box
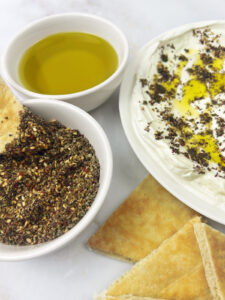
[0,106,100,245]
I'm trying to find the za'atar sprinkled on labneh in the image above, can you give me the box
[132,23,225,208]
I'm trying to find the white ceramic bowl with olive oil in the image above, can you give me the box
[0,99,113,261]
[1,13,129,111]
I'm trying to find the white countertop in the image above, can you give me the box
[0,1,225,299]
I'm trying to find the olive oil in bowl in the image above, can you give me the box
[19,32,118,95]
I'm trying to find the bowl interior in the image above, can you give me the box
[3,14,127,92]
[0,99,112,260]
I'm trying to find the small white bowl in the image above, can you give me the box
[1,13,129,111]
[0,99,113,261]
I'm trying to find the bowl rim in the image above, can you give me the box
[0,98,113,261]
[1,12,129,100]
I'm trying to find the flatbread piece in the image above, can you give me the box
[105,296,164,300]
[87,175,199,262]
[0,78,23,154]
[194,223,225,300]
[104,217,202,298]
[159,264,213,300]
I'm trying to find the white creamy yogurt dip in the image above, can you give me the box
[131,22,225,209]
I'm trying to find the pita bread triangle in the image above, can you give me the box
[102,217,202,298]
[194,223,225,300]
[101,263,213,300]
[104,296,164,300]
[0,78,53,156]
[0,77,24,154]
[87,175,199,262]
[158,264,213,300]
[95,292,161,300]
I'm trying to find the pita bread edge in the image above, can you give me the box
[194,223,223,300]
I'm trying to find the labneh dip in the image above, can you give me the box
[0,105,100,245]
[132,23,225,208]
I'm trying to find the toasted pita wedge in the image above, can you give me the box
[0,78,23,153]
[159,264,213,300]
[0,79,53,156]
[104,217,201,298]
[105,296,164,300]
[194,223,225,300]
[95,292,164,300]
[87,175,199,262]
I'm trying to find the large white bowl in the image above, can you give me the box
[0,99,112,261]
[1,13,129,111]
[119,20,225,225]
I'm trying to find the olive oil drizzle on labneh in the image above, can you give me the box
[0,108,100,245]
[140,28,225,177]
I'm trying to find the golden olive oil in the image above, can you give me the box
[19,32,118,95]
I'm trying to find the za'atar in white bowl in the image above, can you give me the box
[0,98,112,261]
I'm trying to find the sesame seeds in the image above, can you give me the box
[139,27,225,177]
[0,107,100,245]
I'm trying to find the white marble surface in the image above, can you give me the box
[0,1,225,299]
